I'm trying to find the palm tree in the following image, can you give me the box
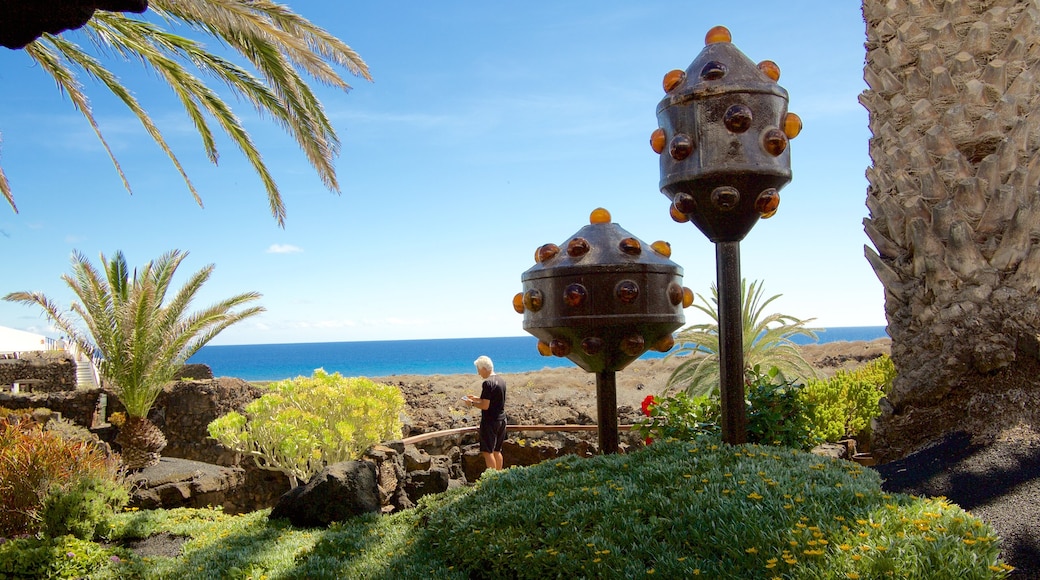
[4,249,263,469]
[0,1,371,226]
[666,279,817,398]
[860,1,1040,460]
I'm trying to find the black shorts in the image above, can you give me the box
[479,417,507,453]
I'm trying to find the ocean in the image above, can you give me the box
[186,326,888,382]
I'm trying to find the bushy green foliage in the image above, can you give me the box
[0,416,121,537]
[804,355,895,443]
[745,366,819,450]
[41,476,128,540]
[0,534,128,579]
[7,441,1009,579]
[634,391,720,443]
[208,369,405,487]
[637,367,818,450]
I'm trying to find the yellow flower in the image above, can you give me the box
[746,547,759,554]
[847,573,861,579]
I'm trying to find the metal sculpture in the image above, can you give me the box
[515,208,691,453]
[650,25,801,443]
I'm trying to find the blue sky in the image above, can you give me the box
[0,2,881,346]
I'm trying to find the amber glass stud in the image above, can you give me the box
[567,237,590,258]
[616,280,640,304]
[651,240,671,257]
[620,334,646,357]
[512,292,525,314]
[669,204,690,223]
[705,25,732,44]
[581,336,604,356]
[669,134,693,160]
[757,60,781,81]
[654,334,675,353]
[535,243,560,264]
[590,207,611,224]
[663,69,685,92]
[783,112,803,139]
[563,283,588,308]
[523,289,543,312]
[537,341,552,356]
[755,188,780,215]
[711,186,740,210]
[723,104,753,133]
[667,282,684,306]
[619,237,642,256]
[650,128,666,154]
[682,287,695,308]
[762,128,788,156]
[700,61,727,81]
[673,191,697,214]
[550,338,571,357]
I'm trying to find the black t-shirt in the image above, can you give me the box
[480,374,506,422]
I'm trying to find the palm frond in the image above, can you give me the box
[4,249,263,418]
[22,41,134,195]
[5,1,370,225]
[666,279,818,397]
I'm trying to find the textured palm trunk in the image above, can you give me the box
[862,0,1040,461]
[115,416,168,470]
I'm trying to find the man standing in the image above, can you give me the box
[464,355,506,470]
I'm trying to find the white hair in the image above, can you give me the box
[473,355,494,373]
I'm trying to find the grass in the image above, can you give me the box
[0,437,1013,579]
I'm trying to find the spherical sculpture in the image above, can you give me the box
[518,209,689,372]
[651,29,799,242]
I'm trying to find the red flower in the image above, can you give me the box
[641,395,657,417]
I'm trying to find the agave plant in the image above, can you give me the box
[4,249,263,469]
[666,279,818,398]
[2,1,371,226]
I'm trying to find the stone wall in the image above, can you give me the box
[0,388,105,428]
[0,351,76,392]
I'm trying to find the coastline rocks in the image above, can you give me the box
[269,460,381,528]
[128,457,245,511]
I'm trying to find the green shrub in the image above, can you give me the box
[745,366,818,450]
[804,355,894,443]
[41,476,128,540]
[0,416,121,538]
[636,367,818,450]
[634,391,720,444]
[0,534,127,579]
[208,369,405,487]
[0,441,1009,579]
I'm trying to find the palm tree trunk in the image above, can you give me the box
[862,0,1040,461]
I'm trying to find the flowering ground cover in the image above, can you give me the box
[0,437,1012,579]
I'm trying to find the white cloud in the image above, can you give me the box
[266,244,303,254]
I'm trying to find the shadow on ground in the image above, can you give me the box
[874,432,1040,578]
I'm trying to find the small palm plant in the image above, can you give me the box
[666,279,818,397]
[4,250,263,469]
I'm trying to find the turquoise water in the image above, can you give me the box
[187,326,888,381]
